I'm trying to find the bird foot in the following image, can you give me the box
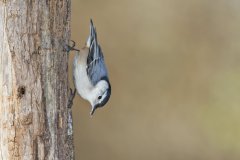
[67,88,76,108]
[64,40,80,53]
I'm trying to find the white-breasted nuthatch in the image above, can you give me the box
[67,19,111,115]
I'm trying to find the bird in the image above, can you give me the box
[66,19,111,115]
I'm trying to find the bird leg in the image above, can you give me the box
[67,88,76,108]
[64,40,80,53]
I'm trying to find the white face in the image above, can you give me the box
[89,80,110,113]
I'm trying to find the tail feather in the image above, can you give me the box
[86,19,102,60]
[87,19,97,48]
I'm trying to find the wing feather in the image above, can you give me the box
[86,19,109,85]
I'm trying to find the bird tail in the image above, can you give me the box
[86,19,98,48]
[86,19,103,61]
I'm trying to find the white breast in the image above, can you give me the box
[73,51,93,101]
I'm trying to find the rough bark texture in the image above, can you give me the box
[0,0,74,159]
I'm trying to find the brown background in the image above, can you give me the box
[70,0,240,159]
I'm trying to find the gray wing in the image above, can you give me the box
[87,19,109,86]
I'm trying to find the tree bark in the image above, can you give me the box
[0,0,74,159]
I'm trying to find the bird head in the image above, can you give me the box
[89,79,111,115]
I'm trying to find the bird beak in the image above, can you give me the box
[90,105,97,116]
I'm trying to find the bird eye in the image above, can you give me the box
[98,96,102,100]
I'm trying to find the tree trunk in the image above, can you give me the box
[0,0,74,159]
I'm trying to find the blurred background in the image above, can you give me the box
[70,0,240,159]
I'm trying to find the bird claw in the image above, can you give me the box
[64,40,80,53]
[67,88,76,108]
